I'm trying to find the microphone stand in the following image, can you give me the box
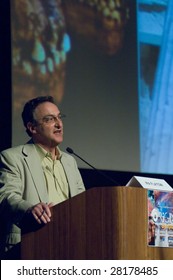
[66,147,120,186]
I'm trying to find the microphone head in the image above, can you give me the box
[66,147,74,154]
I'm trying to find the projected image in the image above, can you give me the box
[12,0,130,106]
[62,0,130,55]
[12,1,139,172]
[138,0,173,173]
[11,0,70,142]
[12,0,70,104]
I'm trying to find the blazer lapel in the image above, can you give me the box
[60,154,75,197]
[22,143,48,202]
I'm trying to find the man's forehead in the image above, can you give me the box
[34,102,59,114]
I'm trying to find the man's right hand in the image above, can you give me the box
[19,202,54,233]
[28,202,54,224]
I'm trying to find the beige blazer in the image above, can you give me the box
[0,142,85,253]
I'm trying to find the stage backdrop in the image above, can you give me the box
[11,0,173,174]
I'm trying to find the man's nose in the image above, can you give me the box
[54,118,62,127]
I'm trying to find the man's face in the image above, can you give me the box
[29,102,64,148]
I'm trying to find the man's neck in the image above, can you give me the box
[33,142,59,160]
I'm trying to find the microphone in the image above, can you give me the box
[66,147,120,186]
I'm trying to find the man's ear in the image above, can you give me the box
[27,122,37,135]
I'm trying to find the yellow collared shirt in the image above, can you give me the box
[35,145,69,205]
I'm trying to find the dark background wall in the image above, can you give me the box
[80,168,173,190]
[0,0,11,151]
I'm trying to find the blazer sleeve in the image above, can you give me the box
[0,150,32,224]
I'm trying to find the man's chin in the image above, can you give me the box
[54,137,63,145]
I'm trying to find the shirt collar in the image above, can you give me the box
[35,144,62,161]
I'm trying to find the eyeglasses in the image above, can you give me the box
[35,114,66,125]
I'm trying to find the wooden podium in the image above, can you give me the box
[21,186,173,259]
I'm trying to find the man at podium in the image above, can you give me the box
[0,95,85,259]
